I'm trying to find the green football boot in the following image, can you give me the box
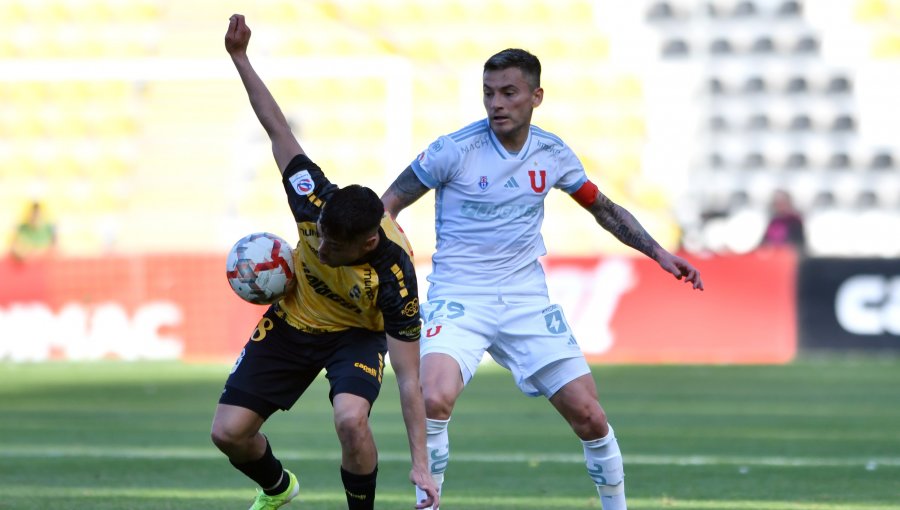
[248,470,299,510]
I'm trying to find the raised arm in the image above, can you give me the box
[386,335,440,509]
[381,166,430,219]
[584,188,704,290]
[225,14,303,174]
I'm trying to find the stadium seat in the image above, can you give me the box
[854,189,880,209]
[794,35,819,54]
[869,151,894,169]
[708,77,726,94]
[751,36,775,54]
[647,1,676,20]
[747,113,770,131]
[784,152,809,169]
[853,0,890,22]
[830,172,864,207]
[777,0,802,16]
[789,114,813,131]
[743,76,766,93]
[810,189,837,210]
[784,171,822,211]
[733,0,758,17]
[710,37,734,55]
[663,38,690,57]
[709,152,726,169]
[786,76,809,93]
[727,189,751,210]
[831,114,856,132]
[828,152,852,169]
[872,33,900,59]
[743,152,766,169]
[709,115,729,131]
[871,172,900,207]
[826,75,852,94]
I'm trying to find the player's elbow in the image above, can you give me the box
[381,193,402,218]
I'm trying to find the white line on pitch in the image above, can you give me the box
[1,446,898,468]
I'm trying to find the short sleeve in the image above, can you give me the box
[410,135,461,189]
[378,252,421,342]
[281,154,338,222]
[554,146,589,194]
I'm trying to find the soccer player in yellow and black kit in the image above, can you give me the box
[211,14,438,510]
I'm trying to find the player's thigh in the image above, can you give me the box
[323,328,388,406]
[222,307,330,417]
[548,372,609,438]
[420,296,500,386]
[420,352,465,409]
[527,356,592,400]
[548,372,602,417]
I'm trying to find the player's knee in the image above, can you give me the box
[422,392,454,420]
[569,404,608,440]
[334,410,370,448]
[210,421,245,453]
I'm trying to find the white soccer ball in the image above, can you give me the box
[225,232,296,305]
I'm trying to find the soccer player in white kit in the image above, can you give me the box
[382,49,704,509]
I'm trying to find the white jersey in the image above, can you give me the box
[411,118,588,297]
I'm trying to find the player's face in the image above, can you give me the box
[483,67,543,150]
[316,222,370,267]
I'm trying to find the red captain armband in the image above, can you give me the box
[570,180,600,208]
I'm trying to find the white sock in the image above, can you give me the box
[415,418,450,509]
[582,424,626,510]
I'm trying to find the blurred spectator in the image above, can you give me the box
[761,190,805,252]
[10,201,57,261]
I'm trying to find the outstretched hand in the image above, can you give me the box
[410,467,439,509]
[225,13,251,55]
[658,252,704,290]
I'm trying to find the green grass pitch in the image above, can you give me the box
[1,355,898,509]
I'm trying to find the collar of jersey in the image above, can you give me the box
[487,123,532,161]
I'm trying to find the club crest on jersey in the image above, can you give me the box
[429,139,444,153]
[289,170,315,196]
[528,170,547,193]
[479,176,489,190]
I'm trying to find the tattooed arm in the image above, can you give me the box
[589,191,662,260]
[381,166,430,219]
[588,190,704,290]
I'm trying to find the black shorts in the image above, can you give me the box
[219,305,388,419]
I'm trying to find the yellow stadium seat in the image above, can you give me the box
[854,0,890,21]
[872,32,900,57]
[0,1,28,24]
[114,0,162,22]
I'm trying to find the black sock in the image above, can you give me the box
[230,438,286,494]
[262,470,291,496]
[340,465,377,510]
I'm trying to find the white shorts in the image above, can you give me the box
[419,294,590,398]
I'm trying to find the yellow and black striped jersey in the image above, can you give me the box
[276,154,421,342]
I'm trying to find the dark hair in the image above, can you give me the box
[484,48,541,90]
[319,185,384,241]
